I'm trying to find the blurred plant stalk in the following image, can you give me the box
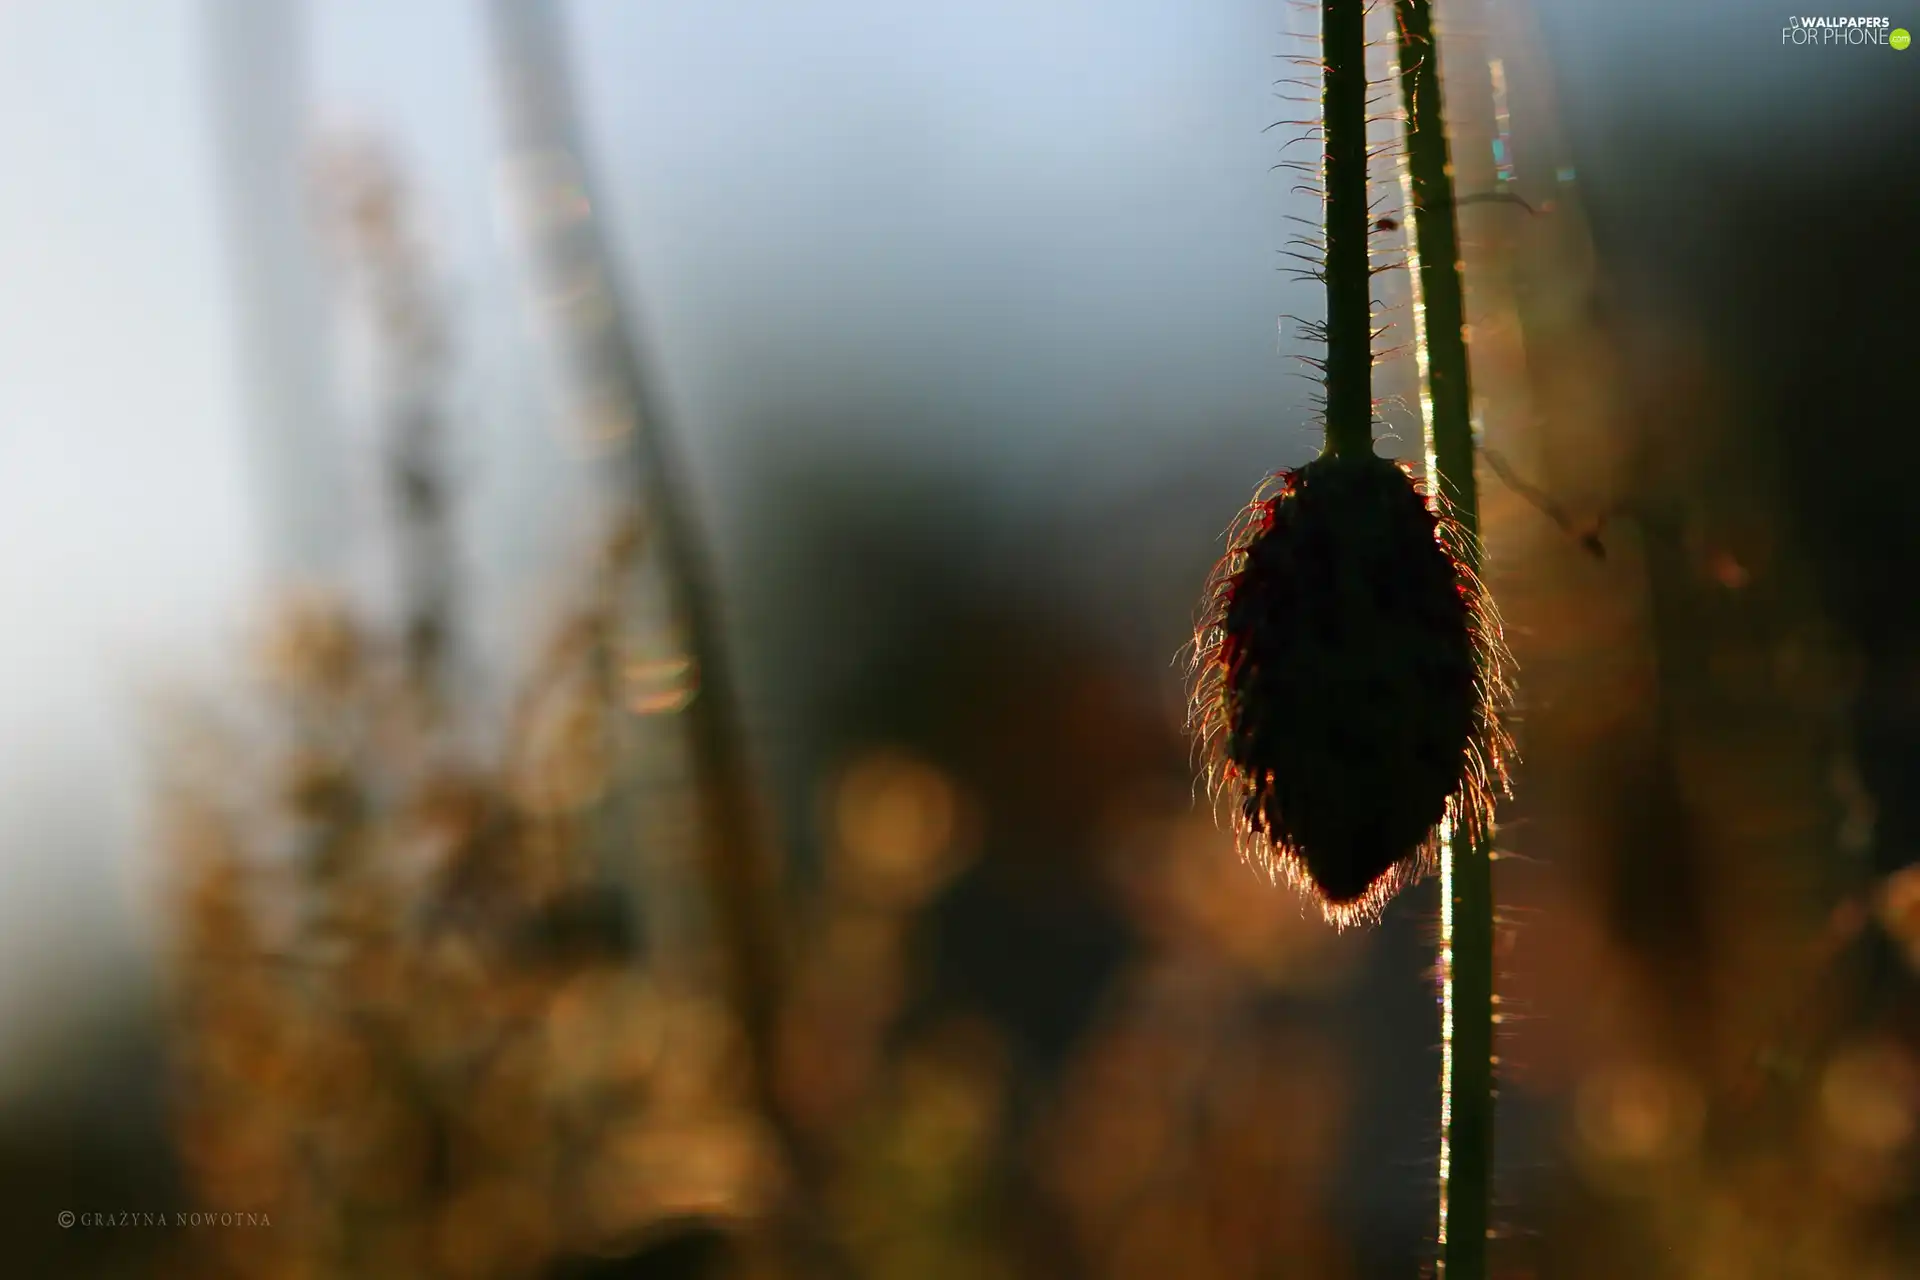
[321,143,462,716]
[207,0,350,576]
[481,0,811,1254]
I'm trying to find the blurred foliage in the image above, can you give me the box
[159,556,778,1280]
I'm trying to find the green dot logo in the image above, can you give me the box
[1894,28,1912,50]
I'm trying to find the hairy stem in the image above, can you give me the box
[1396,0,1479,530]
[1395,2,1493,1275]
[1321,0,1375,460]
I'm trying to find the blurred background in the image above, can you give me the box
[1,1,1917,1276]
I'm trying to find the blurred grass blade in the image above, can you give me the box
[482,0,791,1157]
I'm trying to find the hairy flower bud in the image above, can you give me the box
[1189,451,1510,925]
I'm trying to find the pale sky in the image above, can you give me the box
[0,1,248,1090]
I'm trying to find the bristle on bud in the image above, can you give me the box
[1188,452,1512,927]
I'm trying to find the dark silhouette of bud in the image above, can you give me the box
[1190,451,1510,925]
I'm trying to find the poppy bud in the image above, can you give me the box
[1190,450,1509,924]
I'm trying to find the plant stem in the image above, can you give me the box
[1395,0,1479,529]
[484,0,791,1165]
[1394,2,1493,1275]
[207,0,348,577]
[1321,0,1375,460]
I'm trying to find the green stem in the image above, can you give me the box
[1321,0,1375,460]
[1395,3,1492,1276]
[1439,824,1495,1280]
[1396,0,1479,533]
